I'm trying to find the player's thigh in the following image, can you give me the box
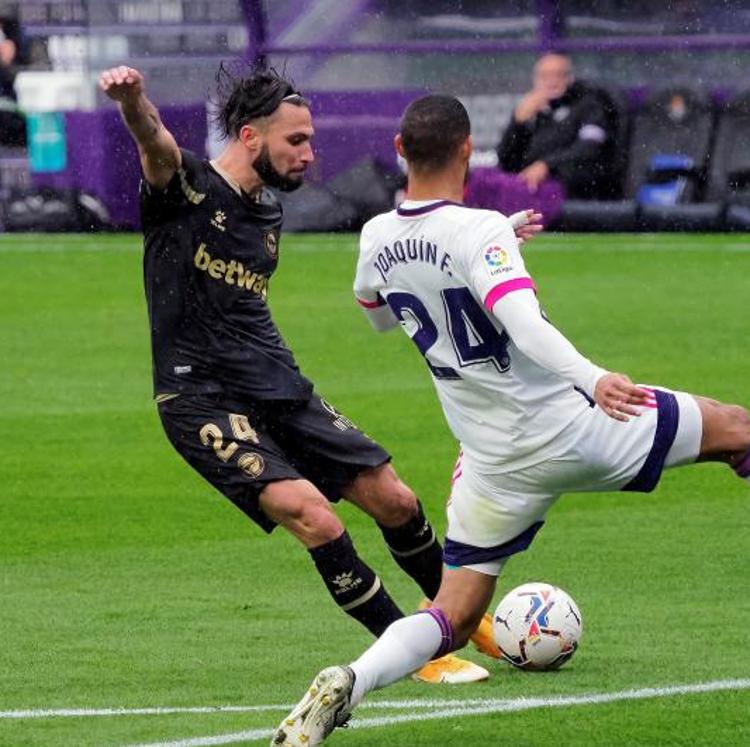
[554,388,700,492]
[157,394,308,534]
[447,464,555,555]
[270,394,392,503]
[693,395,750,459]
[432,567,498,644]
[443,467,552,625]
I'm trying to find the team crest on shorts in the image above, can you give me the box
[264,231,279,258]
[321,398,355,432]
[484,245,513,276]
[238,452,265,478]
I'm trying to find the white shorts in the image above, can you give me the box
[444,388,703,576]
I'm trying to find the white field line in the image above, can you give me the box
[120,677,750,747]
[0,697,542,719]
[2,678,742,747]
[0,705,283,719]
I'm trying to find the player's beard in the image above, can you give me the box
[253,145,304,192]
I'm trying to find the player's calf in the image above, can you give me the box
[432,567,498,650]
[308,530,404,636]
[260,480,404,636]
[347,464,444,600]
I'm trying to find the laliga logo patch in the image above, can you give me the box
[484,245,513,276]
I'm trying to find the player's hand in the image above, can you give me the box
[0,37,16,67]
[518,161,549,193]
[514,90,548,123]
[594,373,653,422]
[509,209,543,244]
[99,66,144,103]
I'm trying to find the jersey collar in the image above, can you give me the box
[396,199,461,216]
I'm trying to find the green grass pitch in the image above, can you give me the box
[1,231,749,746]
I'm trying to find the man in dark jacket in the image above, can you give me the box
[0,14,26,146]
[497,53,615,199]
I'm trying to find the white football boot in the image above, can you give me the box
[271,666,354,746]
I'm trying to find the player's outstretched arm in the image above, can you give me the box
[99,66,181,189]
[492,290,650,421]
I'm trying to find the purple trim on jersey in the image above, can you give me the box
[396,200,461,217]
[622,389,680,493]
[734,446,750,478]
[574,385,596,408]
[443,521,544,567]
[356,294,386,309]
[418,607,456,658]
[483,277,537,310]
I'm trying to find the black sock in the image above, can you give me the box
[309,531,404,637]
[379,500,443,600]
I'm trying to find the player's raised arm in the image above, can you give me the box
[99,66,181,189]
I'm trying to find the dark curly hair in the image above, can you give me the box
[212,61,308,139]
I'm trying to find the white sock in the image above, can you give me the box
[349,612,444,706]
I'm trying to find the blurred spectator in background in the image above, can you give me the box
[497,53,615,198]
[465,53,618,223]
[0,12,26,146]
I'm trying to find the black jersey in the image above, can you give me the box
[140,149,313,401]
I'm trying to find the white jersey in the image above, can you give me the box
[354,199,593,473]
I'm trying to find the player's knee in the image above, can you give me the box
[352,464,419,527]
[296,500,342,542]
[729,404,750,444]
[700,400,750,457]
[262,484,343,545]
[731,404,750,428]
[718,404,750,443]
[375,481,418,527]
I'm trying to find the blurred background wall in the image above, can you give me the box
[3,0,750,231]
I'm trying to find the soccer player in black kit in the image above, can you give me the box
[99,63,499,683]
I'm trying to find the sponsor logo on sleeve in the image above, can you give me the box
[483,245,514,276]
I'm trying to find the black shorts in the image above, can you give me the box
[157,393,390,533]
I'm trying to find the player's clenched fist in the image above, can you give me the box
[99,66,144,102]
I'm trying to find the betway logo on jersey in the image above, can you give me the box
[194,244,268,298]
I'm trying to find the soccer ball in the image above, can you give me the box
[492,582,582,671]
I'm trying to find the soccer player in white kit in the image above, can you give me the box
[272,95,750,747]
